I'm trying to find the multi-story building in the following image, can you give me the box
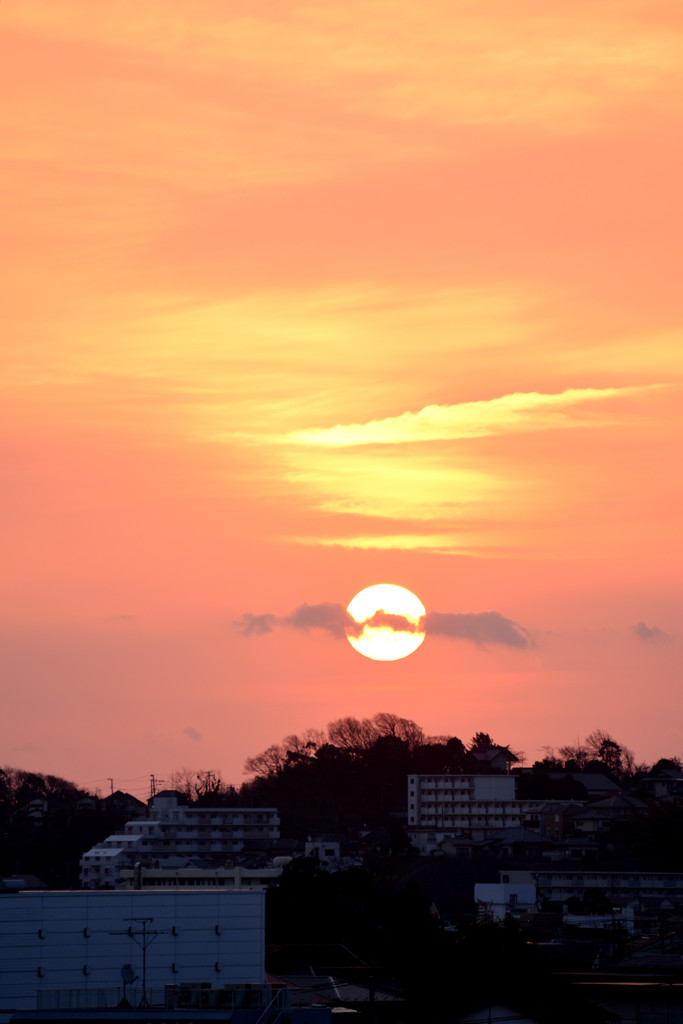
[486,868,683,908]
[532,868,683,907]
[80,791,279,889]
[407,773,540,851]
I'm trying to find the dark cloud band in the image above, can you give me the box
[235,601,532,648]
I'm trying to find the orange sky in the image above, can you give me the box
[3,1,683,798]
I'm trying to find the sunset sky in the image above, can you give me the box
[3,1,683,798]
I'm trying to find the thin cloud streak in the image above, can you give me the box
[280,386,665,447]
[288,534,494,555]
[235,602,531,648]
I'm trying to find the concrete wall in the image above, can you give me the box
[0,889,264,1013]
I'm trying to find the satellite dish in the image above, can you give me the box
[121,964,137,984]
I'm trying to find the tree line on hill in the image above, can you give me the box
[240,713,664,786]
[234,715,677,836]
[2,714,682,884]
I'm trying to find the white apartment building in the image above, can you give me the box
[407,774,537,851]
[80,791,279,889]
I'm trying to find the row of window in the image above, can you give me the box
[416,802,516,811]
[166,812,276,823]
[417,816,520,824]
[135,877,267,886]
[410,776,477,784]
[537,872,683,883]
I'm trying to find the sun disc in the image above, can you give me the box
[346,583,426,661]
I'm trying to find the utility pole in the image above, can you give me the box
[107,778,114,796]
[198,770,215,796]
[150,775,163,799]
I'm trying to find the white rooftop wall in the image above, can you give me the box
[472,776,516,800]
[474,882,537,921]
[0,889,265,1014]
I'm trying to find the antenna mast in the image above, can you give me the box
[111,918,168,1007]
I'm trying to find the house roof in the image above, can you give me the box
[532,801,586,814]
[438,836,476,848]
[270,972,401,1004]
[471,746,517,764]
[572,773,621,794]
[587,793,645,811]
[104,790,147,807]
[556,836,601,849]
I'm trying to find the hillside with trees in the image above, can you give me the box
[2,715,682,886]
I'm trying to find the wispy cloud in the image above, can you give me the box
[236,603,354,640]
[289,534,472,554]
[183,727,201,741]
[235,601,531,648]
[280,386,663,448]
[7,2,681,144]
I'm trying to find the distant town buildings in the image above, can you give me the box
[475,866,683,939]
[406,768,652,856]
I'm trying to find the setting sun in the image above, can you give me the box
[2,0,682,790]
[346,584,426,662]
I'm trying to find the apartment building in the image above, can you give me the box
[407,773,539,851]
[487,868,683,907]
[533,869,683,906]
[80,791,279,889]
